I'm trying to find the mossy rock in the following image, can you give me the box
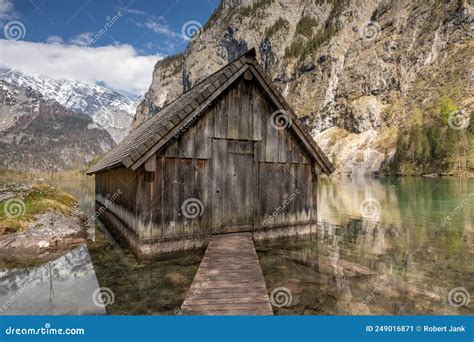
[0,183,89,266]
[0,183,78,235]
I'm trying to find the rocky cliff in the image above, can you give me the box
[133,0,473,176]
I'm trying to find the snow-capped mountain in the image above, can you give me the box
[0,81,115,172]
[0,69,138,142]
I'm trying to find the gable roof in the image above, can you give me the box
[87,49,334,175]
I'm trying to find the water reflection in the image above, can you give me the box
[0,245,105,315]
[258,177,473,315]
[0,175,472,315]
[318,177,473,231]
[87,223,202,315]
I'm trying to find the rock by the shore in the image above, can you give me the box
[0,183,89,265]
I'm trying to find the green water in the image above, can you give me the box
[259,177,473,315]
[0,176,472,315]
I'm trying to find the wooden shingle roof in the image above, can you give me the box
[87,48,334,175]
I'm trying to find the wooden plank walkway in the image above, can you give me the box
[181,233,273,315]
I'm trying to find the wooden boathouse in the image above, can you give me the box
[87,48,333,257]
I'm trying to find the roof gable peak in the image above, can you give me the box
[87,49,333,175]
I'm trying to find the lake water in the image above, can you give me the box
[0,176,472,315]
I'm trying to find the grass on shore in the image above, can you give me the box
[0,184,78,236]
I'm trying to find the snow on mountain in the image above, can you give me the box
[0,80,116,172]
[0,69,139,142]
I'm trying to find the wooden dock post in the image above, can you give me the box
[180,233,273,315]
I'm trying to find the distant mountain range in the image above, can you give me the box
[0,69,140,172]
[0,69,138,143]
[0,80,117,172]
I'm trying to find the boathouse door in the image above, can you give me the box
[211,139,255,233]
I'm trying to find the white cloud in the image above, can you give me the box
[141,20,181,40]
[126,12,181,41]
[122,7,166,22]
[123,8,185,51]
[69,32,93,47]
[0,39,161,97]
[0,0,16,21]
[46,35,64,44]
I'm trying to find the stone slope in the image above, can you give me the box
[133,0,473,176]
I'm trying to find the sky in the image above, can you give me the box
[0,0,218,98]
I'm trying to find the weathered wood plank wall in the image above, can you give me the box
[95,75,318,244]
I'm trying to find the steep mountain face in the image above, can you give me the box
[133,0,473,176]
[0,81,115,172]
[0,69,138,143]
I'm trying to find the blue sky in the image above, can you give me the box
[12,0,218,55]
[0,0,218,97]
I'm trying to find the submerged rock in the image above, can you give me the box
[163,272,189,288]
[0,183,89,265]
